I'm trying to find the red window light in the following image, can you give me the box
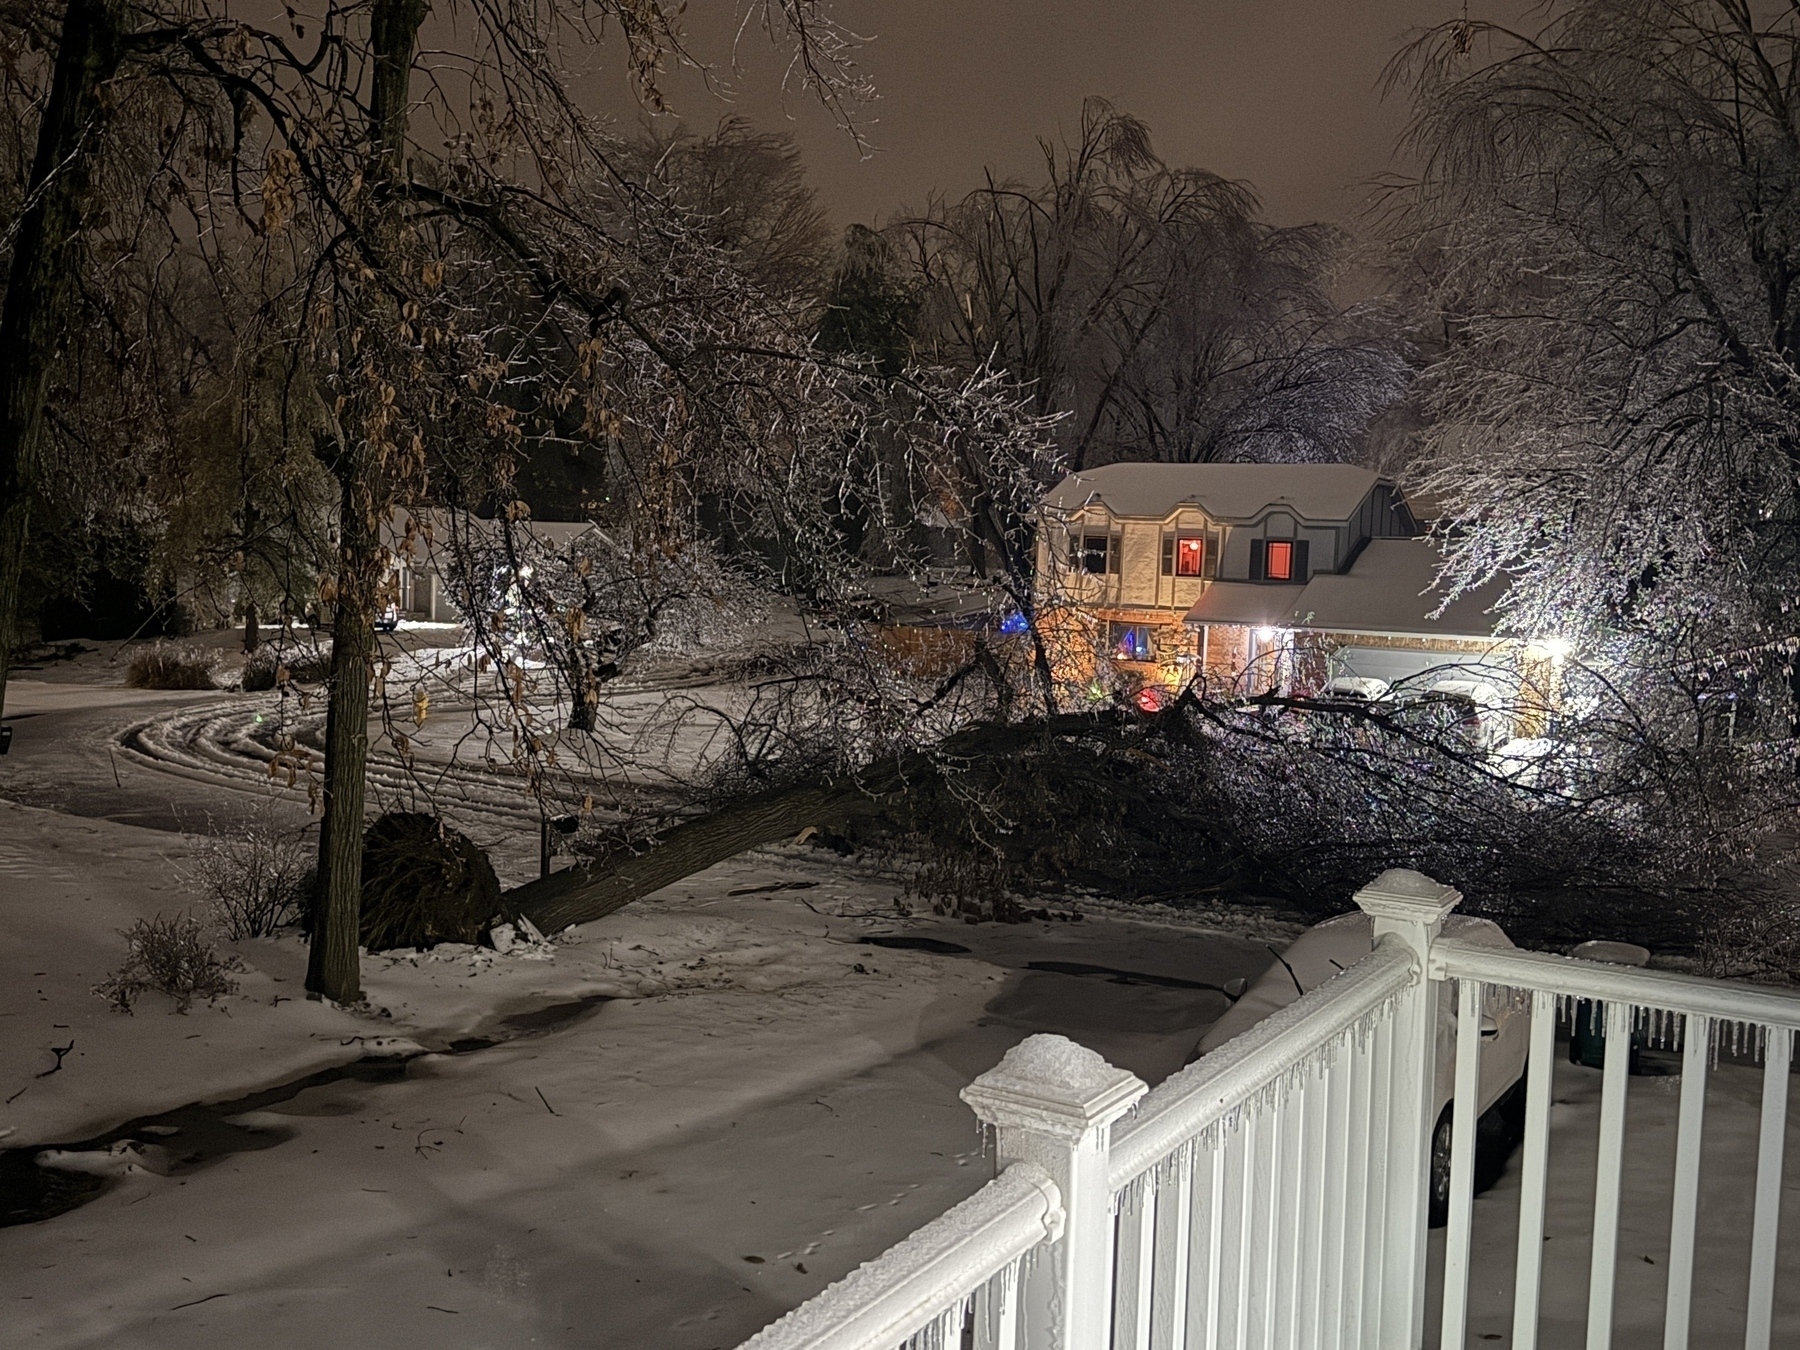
[1265,540,1294,581]
[1176,536,1204,577]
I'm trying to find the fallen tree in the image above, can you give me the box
[499,681,1782,963]
[501,704,1264,937]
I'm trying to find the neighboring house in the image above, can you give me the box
[1036,462,1550,727]
[1038,462,1418,688]
[379,509,597,624]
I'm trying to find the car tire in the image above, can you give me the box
[1429,1082,1528,1230]
[1428,1107,1454,1229]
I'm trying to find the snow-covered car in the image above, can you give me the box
[1409,677,1511,750]
[1323,675,1391,703]
[374,601,401,632]
[1190,910,1529,1226]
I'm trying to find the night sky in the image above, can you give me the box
[611,0,1535,230]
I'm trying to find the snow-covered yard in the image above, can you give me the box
[0,691,1279,1350]
[5,664,1796,1349]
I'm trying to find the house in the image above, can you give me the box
[380,509,598,624]
[1037,462,1418,688]
[1036,462,1549,723]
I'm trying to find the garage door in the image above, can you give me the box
[1330,646,1492,689]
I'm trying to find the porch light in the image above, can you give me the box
[1533,637,1572,662]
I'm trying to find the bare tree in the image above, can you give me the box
[893,98,1409,473]
[1374,1,1800,960]
[1387,1,1800,661]
[0,0,132,723]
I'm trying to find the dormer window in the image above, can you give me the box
[1161,535,1205,577]
[1266,540,1294,581]
[1249,538,1309,582]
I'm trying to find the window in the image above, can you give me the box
[1176,536,1204,577]
[1265,539,1294,581]
[1069,532,1117,575]
[1249,537,1308,582]
[1161,535,1205,577]
[1109,622,1154,661]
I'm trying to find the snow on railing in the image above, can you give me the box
[736,1161,1064,1350]
[1430,938,1800,1350]
[734,868,1800,1350]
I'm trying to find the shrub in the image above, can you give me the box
[241,643,332,692]
[94,914,240,1013]
[193,821,314,939]
[124,642,217,690]
[358,812,508,951]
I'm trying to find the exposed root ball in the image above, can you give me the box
[359,812,506,951]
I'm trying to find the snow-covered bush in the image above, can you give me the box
[94,914,240,1014]
[193,821,313,939]
[124,642,217,690]
[240,642,331,692]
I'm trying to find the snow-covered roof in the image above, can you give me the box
[1283,538,1507,638]
[1042,462,1386,523]
[386,508,597,555]
[1184,582,1308,627]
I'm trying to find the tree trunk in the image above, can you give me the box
[243,598,260,653]
[0,0,129,725]
[304,0,428,1002]
[508,782,870,935]
[306,466,382,1001]
[503,713,1117,934]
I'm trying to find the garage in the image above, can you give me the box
[1329,645,1495,690]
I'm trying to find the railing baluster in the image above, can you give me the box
[1585,999,1633,1350]
[1661,1012,1708,1350]
[1230,1113,1256,1350]
[1151,1146,1195,1350]
[1191,1136,1227,1350]
[1337,1018,1373,1350]
[1248,1107,1275,1350]
[1307,1049,1341,1350]
[1360,1012,1394,1350]
[1273,1077,1305,1350]
[1114,1177,1157,1350]
[1744,1025,1792,1350]
[1440,977,1485,1350]
[1512,989,1558,1350]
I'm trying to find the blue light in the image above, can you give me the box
[999,611,1029,635]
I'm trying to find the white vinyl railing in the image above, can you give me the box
[1431,939,1800,1350]
[736,870,1800,1350]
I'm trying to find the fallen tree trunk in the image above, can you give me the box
[503,711,1137,934]
[506,781,886,935]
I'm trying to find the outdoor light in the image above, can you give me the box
[1536,637,1573,661]
[1255,626,1281,642]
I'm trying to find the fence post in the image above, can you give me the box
[963,1033,1147,1350]
[1353,867,1461,1350]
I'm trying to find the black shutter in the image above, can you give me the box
[1108,534,1121,574]
[1161,536,1174,576]
[1248,539,1266,581]
[1291,539,1310,582]
[1068,534,1080,569]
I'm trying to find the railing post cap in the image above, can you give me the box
[961,1033,1147,1141]
[1352,868,1462,925]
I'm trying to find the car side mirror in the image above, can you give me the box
[1223,977,1247,1001]
[1480,1015,1500,1039]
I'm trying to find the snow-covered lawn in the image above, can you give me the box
[0,786,1278,1349]
[8,655,1792,1348]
